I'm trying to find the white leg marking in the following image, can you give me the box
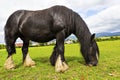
[4,56,15,69]
[24,53,36,67]
[55,55,69,72]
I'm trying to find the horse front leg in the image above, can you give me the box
[22,39,35,67]
[54,31,69,72]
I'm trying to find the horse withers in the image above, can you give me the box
[4,5,99,72]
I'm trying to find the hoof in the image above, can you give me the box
[4,56,16,70]
[4,64,16,70]
[55,62,69,72]
[23,53,36,67]
[24,60,36,67]
[55,55,69,72]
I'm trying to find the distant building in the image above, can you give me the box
[31,42,39,46]
[15,43,23,47]
[65,40,73,44]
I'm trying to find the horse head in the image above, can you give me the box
[85,34,99,66]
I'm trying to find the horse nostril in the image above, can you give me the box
[87,61,97,66]
[92,63,97,66]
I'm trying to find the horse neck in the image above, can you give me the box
[74,13,91,50]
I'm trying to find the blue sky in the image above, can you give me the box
[0,0,120,43]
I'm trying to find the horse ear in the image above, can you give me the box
[90,33,95,43]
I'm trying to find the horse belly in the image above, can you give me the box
[31,35,55,43]
[29,32,55,42]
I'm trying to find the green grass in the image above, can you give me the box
[0,40,120,80]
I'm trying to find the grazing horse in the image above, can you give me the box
[4,5,99,72]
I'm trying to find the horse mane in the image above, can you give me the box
[50,5,91,38]
[50,6,75,35]
[73,11,92,56]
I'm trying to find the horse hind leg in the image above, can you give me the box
[21,39,35,67]
[50,44,58,66]
[4,36,17,69]
[4,10,24,69]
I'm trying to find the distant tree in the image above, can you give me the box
[110,36,114,40]
[39,43,47,46]
[0,44,5,49]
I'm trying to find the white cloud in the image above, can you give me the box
[86,5,120,33]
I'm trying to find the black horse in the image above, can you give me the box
[4,5,99,72]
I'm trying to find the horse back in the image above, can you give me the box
[5,6,75,42]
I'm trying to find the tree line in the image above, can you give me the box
[0,36,120,49]
[95,36,120,42]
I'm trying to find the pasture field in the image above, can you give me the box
[0,40,120,80]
